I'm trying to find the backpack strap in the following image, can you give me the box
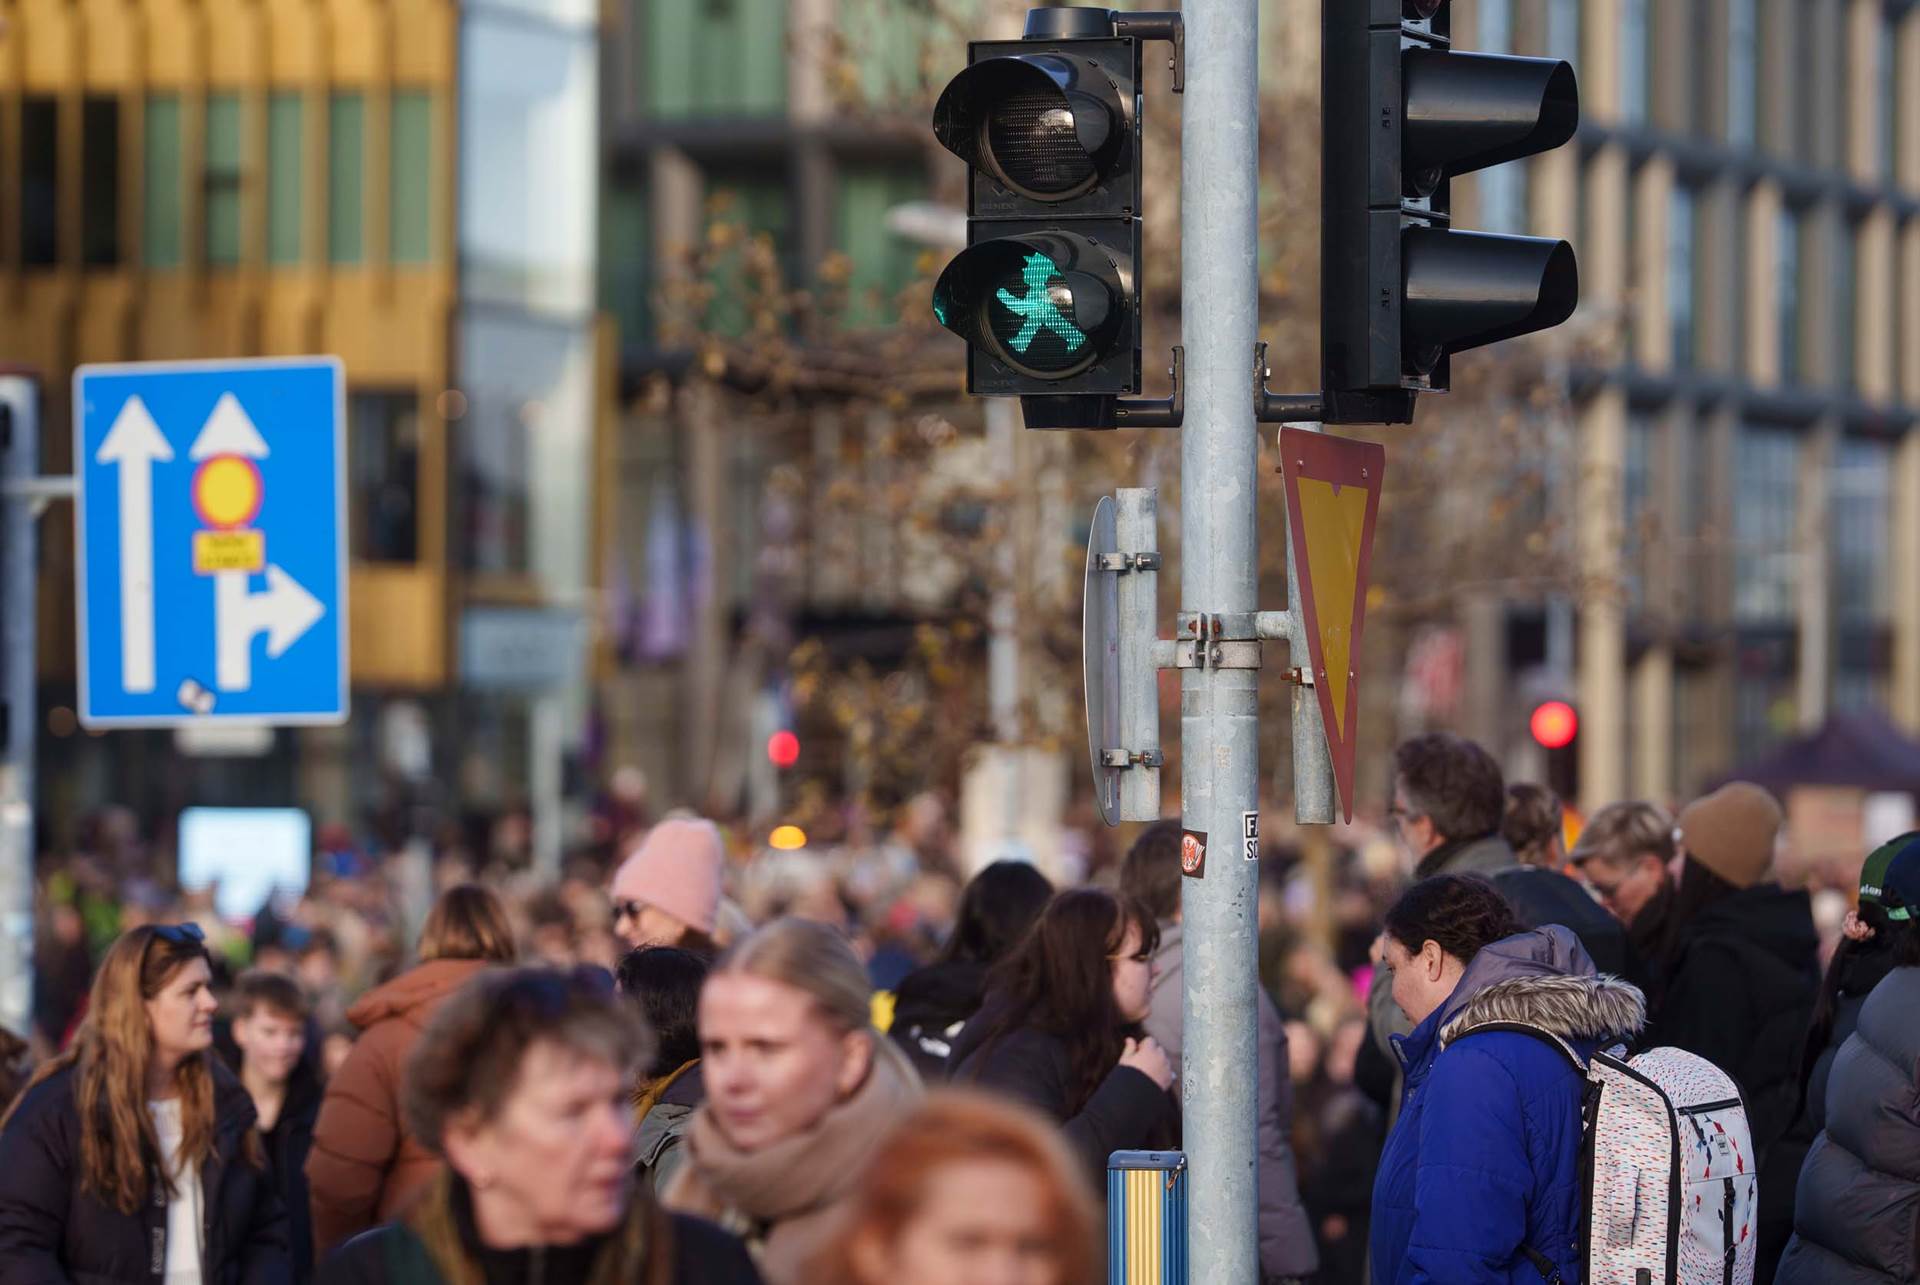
[1450,1020,1587,1073]
[1518,1242,1569,1285]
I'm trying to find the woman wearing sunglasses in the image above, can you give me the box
[0,922,293,1284]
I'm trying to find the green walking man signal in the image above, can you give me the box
[997,254,1086,355]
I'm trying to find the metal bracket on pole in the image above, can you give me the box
[1252,341,1326,423]
[1109,9,1186,92]
[1097,551,1163,573]
[1111,346,1185,429]
[1,475,77,520]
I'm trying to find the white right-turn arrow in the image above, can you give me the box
[96,395,173,694]
[215,564,326,692]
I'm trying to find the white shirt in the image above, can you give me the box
[148,1099,205,1285]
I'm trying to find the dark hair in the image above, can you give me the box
[1394,733,1506,843]
[1119,820,1185,923]
[230,969,309,1024]
[615,946,709,1076]
[419,885,518,965]
[967,889,1158,1114]
[939,861,1055,967]
[1383,875,1523,963]
[405,966,648,1156]
[1798,901,1896,1103]
[1502,783,1563,863]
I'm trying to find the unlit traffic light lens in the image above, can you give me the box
[988,91,1097,195]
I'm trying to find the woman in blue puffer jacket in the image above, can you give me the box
[1370,875,1646,1285]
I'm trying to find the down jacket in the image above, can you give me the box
[1775,965,1920,1285]
[1370,926,1646,1285]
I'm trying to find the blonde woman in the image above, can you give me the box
[0,923,291,1283]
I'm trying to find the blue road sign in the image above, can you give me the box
[75,357,347,727]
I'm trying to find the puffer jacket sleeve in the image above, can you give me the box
[305,1027,403,1260]
[0,1080,78,1285]
[1402,1042,1533,1285]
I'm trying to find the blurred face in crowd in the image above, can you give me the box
[852,1159,1069,1285]
[1573,848,1669,925]
[145,957,219,1069]
[610,895,689,952]
[444,1042,632,1246]
[700,972,872,1152]
[233,1003,307,1086]
[1382,935,1462,1028]
[1109,921,1154,1024]
[1388,778,1443,863]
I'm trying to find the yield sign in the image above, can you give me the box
[1280,427,1384,822]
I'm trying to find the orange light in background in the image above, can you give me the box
[1530,700,1578,750]
[769,824,807,851]
[766,729,800,769]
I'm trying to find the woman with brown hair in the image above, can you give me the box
[663,918,922,1285]
[307,885,517,1260]
[800,1091,1098,1285]
[0,923,291,1283]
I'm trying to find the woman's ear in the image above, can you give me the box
[836,1029,876,1098]
[440,1110,492,1188]
[1421,939,1447,981]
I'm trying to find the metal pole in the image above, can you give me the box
[1179,0,1261,1272]
[1115,488,1160,822]
[0,376,40,1036]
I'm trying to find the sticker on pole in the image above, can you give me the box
[1180,829,1208,879]
[1279,428,1385,823]
[1243,811,1260,861]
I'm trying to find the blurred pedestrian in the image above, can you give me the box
[230,970,325,1281]
[890,860,1053,1080]
[307,885,518,1259]
[316,966,760,1285]
[799,1091,1098,1285]
[1369,876,1645,1285]
[1645,782,1816,1278]
[1299,1018,1381,1285]
[950,889,1177,1181]
[664,918,922,1284]
[1775,836,1920,1285]
[1567,799,1678,996]
[1501,783,1567,871]
[1120,820,1317,1283]
[0,923,292,1283]
[609,818,725,955]
[616,945,710,1193]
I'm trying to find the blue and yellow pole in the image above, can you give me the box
[1107,1150,1188,1285]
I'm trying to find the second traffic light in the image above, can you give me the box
[931,7,1182,430]
[1321,0,1580,424]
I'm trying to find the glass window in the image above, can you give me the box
[329,93,365,264]
[837,0,931,110]
[1777,208,1800,385]
[390,90,432,264]
[267,92,303,265]
[1480,0,1512,52]
[1669,186,1695,367]
[701,174,792,336]
[644,0,786,118]
[1831,435,1891,625]
[144,94,184,268]
[600,181,651,342]
[1836,219,1858,390]
[20,97,57,266]
[348,392,421,563]
[204,93,243,266]
[82,98,120,268]
[1480,163,1527,235]
[1623,413,1656,610]
[1735,636,1797,754]
[1621,0,1649,126]
[1728,0,1757,147]
[836,166,925,329]
[1548,0,1580,71]
[1734,424,1800,622]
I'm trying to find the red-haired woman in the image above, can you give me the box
[950,888,1177,1178]
[800,1090,1099,1285]
[0,923,291,1284]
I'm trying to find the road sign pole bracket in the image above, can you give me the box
[1108,9,1185,92]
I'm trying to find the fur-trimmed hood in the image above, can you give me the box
[1439,972,1647,1051]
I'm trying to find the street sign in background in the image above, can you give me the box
[76,358,347,727]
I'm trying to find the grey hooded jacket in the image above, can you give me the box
[1775,965,1920,1285]
[1144,923,1319,1281]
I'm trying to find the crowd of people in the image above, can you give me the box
[0,731,1914,1284]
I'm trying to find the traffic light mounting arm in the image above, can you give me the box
[1108,10,1185,93]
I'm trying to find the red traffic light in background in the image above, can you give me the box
[1529,700,1578,751]
[766,730,800,769]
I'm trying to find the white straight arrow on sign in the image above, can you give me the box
[190,392,270,460]
[95,395,172,693]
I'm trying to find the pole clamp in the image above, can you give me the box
[1174,640,1262,670]
[1097,551,1163,574]
[1100,748,1165,769]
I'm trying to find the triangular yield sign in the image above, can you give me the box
[1279,427,1385,823]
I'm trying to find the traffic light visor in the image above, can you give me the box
[934,234,1126,379]
[1402,227,1578,368]
[1404,51,1578,191]
[934,55,1127,200]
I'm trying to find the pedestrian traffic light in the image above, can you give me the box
[1321,0,1580,424]
[931,7,1183,430]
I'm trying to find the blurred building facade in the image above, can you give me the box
[1450,0,1920,810]
[0,0,605,862]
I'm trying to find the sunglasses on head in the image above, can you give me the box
[153,922,206,947]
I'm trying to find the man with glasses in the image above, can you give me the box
[1566,800,1676,991]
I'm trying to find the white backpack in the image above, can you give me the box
[1463,1023,1759,1285]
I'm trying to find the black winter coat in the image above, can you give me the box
[1775,966,1920,1285]
[1487,865,1635,981]
[950,1014,1178,1180]
[0,1060,292,1285]
[888,959,990,1081]
[261,1063,324,1283]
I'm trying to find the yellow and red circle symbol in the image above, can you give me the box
[193,455,264,530]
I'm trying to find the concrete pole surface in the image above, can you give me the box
[1178,0,1262,1274]
[0,376,39,1035]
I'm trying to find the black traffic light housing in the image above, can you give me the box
[1321,0,1580,424]
[932,7,1183,430]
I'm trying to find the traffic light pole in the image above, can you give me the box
[1177,0,1262,1275]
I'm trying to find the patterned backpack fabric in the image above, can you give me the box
[1465,1023,1758,1285]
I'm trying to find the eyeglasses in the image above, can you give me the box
[153,922,205,947]
[611,899,645,923]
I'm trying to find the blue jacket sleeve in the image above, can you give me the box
[1401,1043,1533,1285]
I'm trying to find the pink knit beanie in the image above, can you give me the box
[610,818,725,936]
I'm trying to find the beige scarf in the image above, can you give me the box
[662,1035,922,1285]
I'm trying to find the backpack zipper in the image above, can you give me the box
[1677,1098,1742,1116]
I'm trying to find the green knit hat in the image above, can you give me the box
[1859,832,1920,922]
